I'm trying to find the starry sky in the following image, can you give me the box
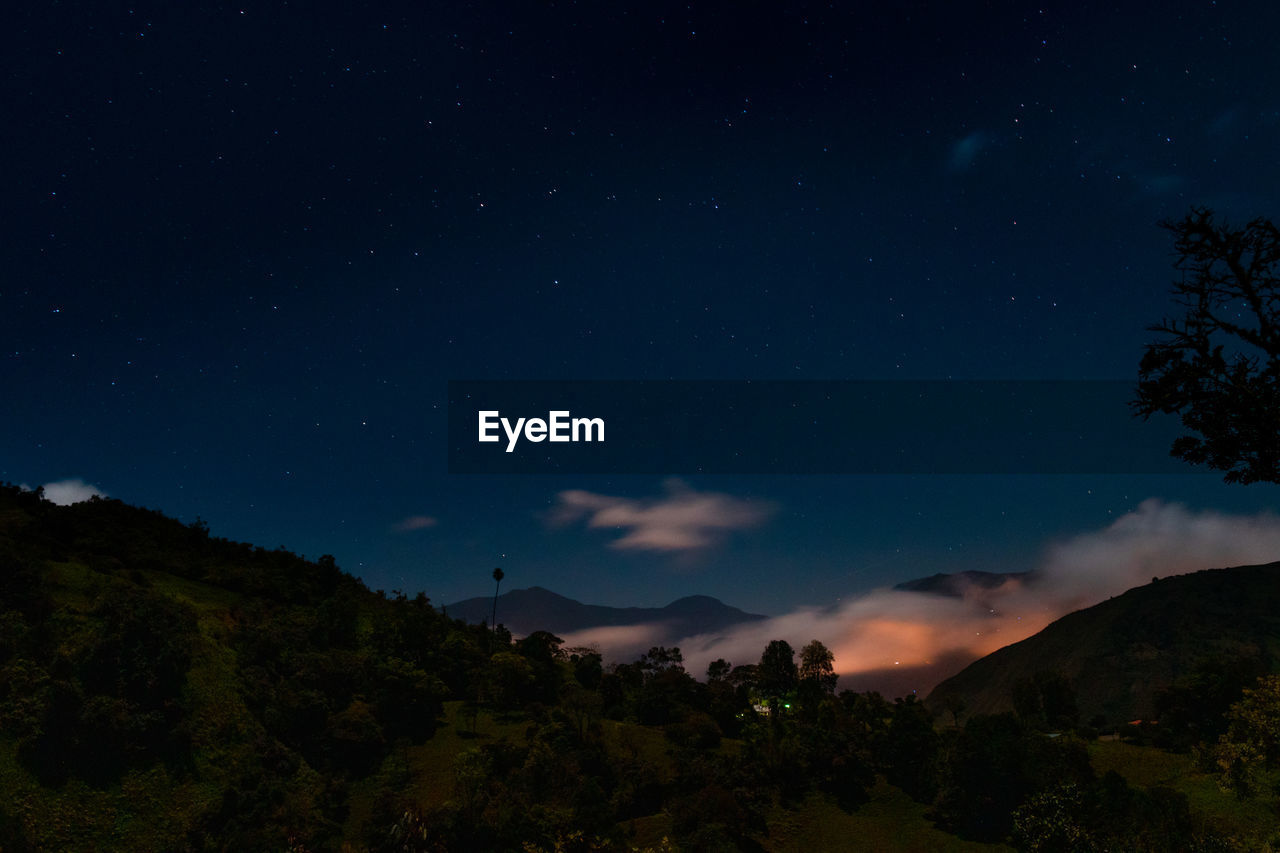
[5,1,1280,616]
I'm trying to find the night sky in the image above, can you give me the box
[6,2,1280,618]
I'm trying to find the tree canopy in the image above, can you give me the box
[1134,207,1280,483]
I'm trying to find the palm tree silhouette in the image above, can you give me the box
[490,567,504,635]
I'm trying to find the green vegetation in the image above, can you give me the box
[2,483,1280,850]
[762,782,1012,853]
[1090,740,1280,847]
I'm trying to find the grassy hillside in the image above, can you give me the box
[926,563,1280,727]
[1089,740,1280,848]
[760,783,1013,853]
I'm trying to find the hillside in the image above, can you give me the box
[0,483,470,850]
[926,562,1280,726]
[445,585,766,637]
[0,484,1004,851]
[2,484,1269,851]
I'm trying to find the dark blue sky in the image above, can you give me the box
[4,1,1280,613]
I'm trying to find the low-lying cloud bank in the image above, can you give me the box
[564,500,1280,697]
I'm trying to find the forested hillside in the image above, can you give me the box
[0,484,1271,851]
[927,564,1280,726]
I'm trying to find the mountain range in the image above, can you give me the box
[445,585,766,640]
[452,564,1280,730]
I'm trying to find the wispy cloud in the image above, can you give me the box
[24,478,107,506]
[392,514,439,532]
[550,478,774,552]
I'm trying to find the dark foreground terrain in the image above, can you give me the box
[1,484,1277,851]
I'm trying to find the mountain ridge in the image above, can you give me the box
[445,585,768,638]
[925,561,1280,726]
[893,569,1032,597]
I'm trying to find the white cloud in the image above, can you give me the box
[393,514,439,532]
[550,478,774,552]
[580,500,1280,697]
[36,478,107,506]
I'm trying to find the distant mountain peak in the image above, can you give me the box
[444,586,765,640]
[894,569,1032,598]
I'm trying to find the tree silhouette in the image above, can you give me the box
[757,640,797,717]
[706,658,732,682]
[489,567,504,635]
[798,639,837,695]
[1134,207,1280,483]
